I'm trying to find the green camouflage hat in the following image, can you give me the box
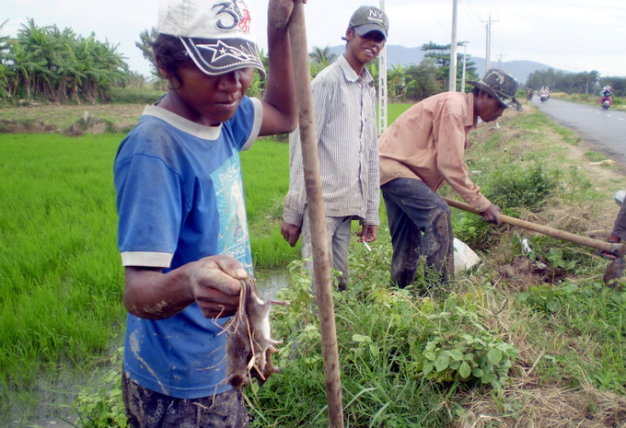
[468,69,521,111]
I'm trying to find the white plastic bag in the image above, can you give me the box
[453,238,481,274]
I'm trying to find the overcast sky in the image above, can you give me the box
[3,0,626,80]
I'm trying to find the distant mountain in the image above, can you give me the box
[327,44,560,85]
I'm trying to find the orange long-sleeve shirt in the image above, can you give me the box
[378,91,491,212]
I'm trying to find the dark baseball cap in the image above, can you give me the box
[349,5,389,40]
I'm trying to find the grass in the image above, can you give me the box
[2,100,626,427]
[241,139,300,267]
[0,133,125,424]
[0,131,301,425]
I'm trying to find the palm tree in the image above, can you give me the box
[6,19,127,103]
[308,46,337,77]
[309,46,337,67]
[135,27,159,78]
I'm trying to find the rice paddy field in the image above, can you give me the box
[0,130,299,425]
[0,101,624,427]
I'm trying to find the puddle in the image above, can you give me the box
[255,268,290,300]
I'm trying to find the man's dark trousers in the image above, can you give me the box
[381,177,454,287]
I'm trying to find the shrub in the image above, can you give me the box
[247,250,519,426]
[486,163,559,211]
[108,87,163,104]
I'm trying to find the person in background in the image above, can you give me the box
[606,190,626,245]
[113,0,298,425]
[378,69,521,288]
[601,85,613,106]
[281,5,389,291]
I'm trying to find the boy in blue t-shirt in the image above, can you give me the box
[113,0,298,425]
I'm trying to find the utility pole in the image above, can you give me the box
[460,41,468,92]
[378,0,388,134]
[448,0,458,91]
[484,15,497,71]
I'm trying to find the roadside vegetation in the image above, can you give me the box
[1,98,624,427]
[527,68,626,98]
[549,91,625,111]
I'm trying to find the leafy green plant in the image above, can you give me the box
[417,306,520,389]
[73,348,127,428]
[452,210,494,249]
[247,249,519,426]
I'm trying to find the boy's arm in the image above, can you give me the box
[123,255,247,320]
[259,0,300,136]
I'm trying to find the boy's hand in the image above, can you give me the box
[188,255,248,318]
[269,0,307,30]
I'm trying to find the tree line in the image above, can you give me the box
[7,20,622,105]
[0,20,484,105]
[0,20,132,103]
[527,69,625,96]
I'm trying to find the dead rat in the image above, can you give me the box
[225,276,288,389]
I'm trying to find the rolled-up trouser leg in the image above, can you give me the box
[381,178,453,287]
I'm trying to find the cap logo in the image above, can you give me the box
[213,0,252,33]
[195,39,258,63]
[367,9,385,24]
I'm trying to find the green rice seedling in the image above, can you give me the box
[241,137,300,267]
[0,133,301,423]
[0,133,126,422]
[387,103,412,124]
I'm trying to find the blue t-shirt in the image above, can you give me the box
[114,97,262,398]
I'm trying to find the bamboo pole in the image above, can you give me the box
[444,197,625,256]
[288,2,344,427]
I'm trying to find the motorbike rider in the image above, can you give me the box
[601,85,613,107]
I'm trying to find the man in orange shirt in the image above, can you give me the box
[378,69,521,287]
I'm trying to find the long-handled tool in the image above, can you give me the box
[289,2,345,427]
[444,197,625,286]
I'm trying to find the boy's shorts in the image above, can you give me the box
[122,372,249,427]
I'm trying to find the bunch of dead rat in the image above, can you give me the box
[223,277,288,389]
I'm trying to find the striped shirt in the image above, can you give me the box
[283,55,380,227]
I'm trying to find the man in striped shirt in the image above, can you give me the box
[281,5,389,291]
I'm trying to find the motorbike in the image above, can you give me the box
[601,95,612,110]
[540,93,549,103]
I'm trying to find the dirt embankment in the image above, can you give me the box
[0,104,144,135]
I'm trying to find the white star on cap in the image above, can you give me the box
[196,40,252,62]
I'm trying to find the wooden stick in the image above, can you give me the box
[288,2,344,427]
[444,197,625,256]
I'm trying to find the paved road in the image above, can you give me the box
[533,96,626,165]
